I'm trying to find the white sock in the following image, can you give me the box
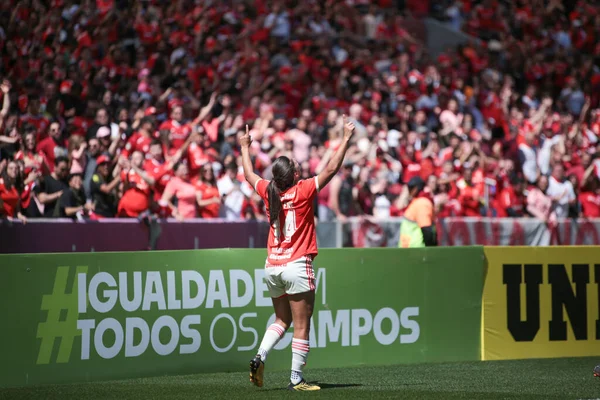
[257,323,286,362]
[290,338,309,384]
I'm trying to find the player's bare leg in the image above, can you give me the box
[287,291,320,391]
[249,295,291,387]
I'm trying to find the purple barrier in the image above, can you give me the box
[0,219,269,254]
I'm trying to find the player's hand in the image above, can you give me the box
[239,125,252,148]
[343,114,355,142]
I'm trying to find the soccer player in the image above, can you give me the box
[240,117,355,391]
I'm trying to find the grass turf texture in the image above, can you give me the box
[2,357,599,400]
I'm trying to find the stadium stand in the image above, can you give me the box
[0,0,599,224]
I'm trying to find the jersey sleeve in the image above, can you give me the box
[255,179,269,201]
[298,176,319,201]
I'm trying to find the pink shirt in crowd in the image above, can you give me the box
[70,150,86,174]
[526,187,556,223]
[164,177,197,219]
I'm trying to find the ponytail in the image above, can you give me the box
[267,180,282,225]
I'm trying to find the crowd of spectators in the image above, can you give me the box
[0,0,600,224]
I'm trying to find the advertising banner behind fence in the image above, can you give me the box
[2,218,600,254]
[0,247,484,387]
[482,246,600,360]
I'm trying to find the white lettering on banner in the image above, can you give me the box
[230,270,253,308]
[210,314,237,353]
[125,317,149,358]
[151,316,179,356]
[373,308,400,345]
[95,318,123,359]
[143,272,166,311]
[119,272,142,312]
[77,319,95,360]
[74,267,421,360]
[351,309,373,346]
[206,270,229,309]
[78,273,87,313]
[89,272,118,313]
[167,271,181,310]
[182,270,206,309]
[318,310,350,346]
[237,313,258,351]
[400,307,420,344]
[180,315,201,354]
[254,269,270,307]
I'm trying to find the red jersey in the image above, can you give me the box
[457,181,481,217]
[118,169,151,217]
[256,177,319,265]
[580,192,600,218]
[0,178,19,217]
[188,142,210,175]
[144,159,172,201]
[15,150,46,174]
[19,114,50,139]
[122,132,153,158]
[159,120,192,150]
[495,186,524,217]
[196,181,220,218]
[37,137,67,166]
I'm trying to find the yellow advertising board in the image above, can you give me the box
[483,246,600,360]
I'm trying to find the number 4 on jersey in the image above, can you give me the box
[273,209,297,245]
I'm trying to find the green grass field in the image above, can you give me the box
[2,357,599,399]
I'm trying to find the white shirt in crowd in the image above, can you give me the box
[546,175,576,218]
[518,143,538,183]
[220,186,245,220]
[537,135,561,176]
[373,195,391,219]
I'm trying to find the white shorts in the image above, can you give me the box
[264,255,316,298]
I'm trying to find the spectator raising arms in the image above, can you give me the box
[0,0,599,225]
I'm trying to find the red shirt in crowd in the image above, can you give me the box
[118,169,151,217]
[0,178,19,217]
[20,114,50,139]
[195,181,220,218]
[457,181,481,217]
[580,191,600,218]
[495,186,525,217]
[122,132,153,158]
[143,159,172,201]
[37,137,67,166]
[159,120,193,150]
[188,142,211,176]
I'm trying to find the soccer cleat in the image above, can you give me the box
[594,365,600,378]
[249,355,265,387]
[287,380,321,391]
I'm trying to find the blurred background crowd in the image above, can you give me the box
[1,0,599,224]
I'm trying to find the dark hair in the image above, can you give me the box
[267,156,296,225]
[1,160,24,193]
[150,139,162,147]
[54,156,69,166]
[225,162,237,173]
[201,163,217,186]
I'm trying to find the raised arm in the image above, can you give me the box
[240,124,261,189]
[317,115,355,189]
